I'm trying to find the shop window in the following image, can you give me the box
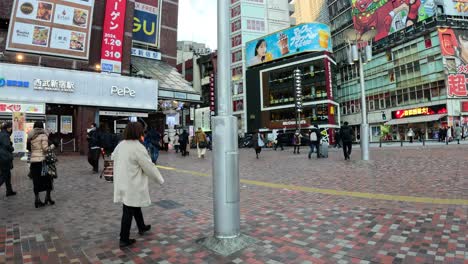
[386,50,393,61]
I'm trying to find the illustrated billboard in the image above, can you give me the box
[6,0,95,60]
[439,28,468,97]
[351,0,435,41]
[133,0,161,47]
[245,23,332,67]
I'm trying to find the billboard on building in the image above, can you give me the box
[6,0,95,60]
[439,28,468,97]
[245,23,332,67]
[352,0,435,41]
[133,0,161,47]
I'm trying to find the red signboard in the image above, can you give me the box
[461,101,468,112]
[439,28,468,97]
[392,105,447,119]
[101,0,127,74]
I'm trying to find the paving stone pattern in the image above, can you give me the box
[0,145,467,264]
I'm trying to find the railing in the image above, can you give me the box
[60,138,76,153]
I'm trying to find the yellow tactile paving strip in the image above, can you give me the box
[157,165,468,206]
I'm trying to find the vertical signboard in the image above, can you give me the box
[6,0,95,59]
[439,28,468,97]
[101,0,127,74]
[209,73,216,116]
[60,115,73,134]
[133,0,161,47]
[12,112,26,153]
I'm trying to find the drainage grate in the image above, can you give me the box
[153,200,184,209]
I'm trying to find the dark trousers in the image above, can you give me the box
[274,142,284,150]
[120,204,146,241]
[164,143,169,151]
[180,143,188,156]
[309,142,320,158]
[0,166,13,193]
[88,148,100,172]
[293,145,300,154]
[343,142,352,159]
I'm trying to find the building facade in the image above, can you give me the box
[230,0,294,135]
[292,0,330,24]
[0,0,199,153]
[328,0,468,142]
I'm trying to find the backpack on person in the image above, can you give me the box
[310,131,318,142]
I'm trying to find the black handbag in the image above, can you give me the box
[198,141,207,149]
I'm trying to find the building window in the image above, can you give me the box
[232,66,242,78]
[424,35,432,48]
[247,19,265,31]
[231,5,241,18]
[232,50,242,63]
[231,34,242,48]
[231,19,241,32]
[245,0,264,2]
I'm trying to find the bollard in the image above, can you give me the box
[379,137,382,148]
[423,138,425,146]
[401,139,403,147]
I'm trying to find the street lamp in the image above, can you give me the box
[294,68,303,132]
[344,29,376,161]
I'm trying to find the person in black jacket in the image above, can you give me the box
[145,127,161,163]
[0,122,16,196]
[87,123,101,173]
[340,122,353,160]
[179,130,189,156]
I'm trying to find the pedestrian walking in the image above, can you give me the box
[87,123,101,173]
[454,124,462,144]
[447,126,452,144]
[173,133,180,153]
[340,122,353,160]
[252,130,264,159]
[274,131,284,151]
[111,122,164,248]
[162,134,169,152]
[334,128,342,148]
[293,132,302,154]
[179,130,189,156]
[407,128,415,143]
[195,128,207,159]
[308,126,321,159]
[0,122,16,197]
[28,122,55,208]
[146,127,161,164]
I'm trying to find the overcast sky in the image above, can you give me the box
[177,0,217,49]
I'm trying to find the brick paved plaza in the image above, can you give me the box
[0,145,467,264]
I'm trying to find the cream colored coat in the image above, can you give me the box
[112,140,164,207]
[28,128,49,163]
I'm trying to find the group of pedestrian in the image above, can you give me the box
[438,125,463,144]
[0,121,58,208]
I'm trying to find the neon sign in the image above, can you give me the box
[393,105,447,119]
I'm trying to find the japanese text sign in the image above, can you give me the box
[101,0,127,74]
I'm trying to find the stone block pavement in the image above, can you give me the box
[0,145,467,264]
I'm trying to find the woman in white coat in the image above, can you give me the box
[112,122,164,247]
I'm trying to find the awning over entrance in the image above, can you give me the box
[384,114,447,125]
[131,57,200,102]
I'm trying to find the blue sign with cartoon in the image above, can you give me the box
[245,23,332,67]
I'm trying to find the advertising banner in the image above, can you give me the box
[101,0,127,74]
[245,23,332,67]
[133,0,161,47]
[12,112,26,153]
[352,0,435,41]
[194,107,211,132]
[6,0,95,60]
[46,115,58,133]
[0,102,45,114]
[60,115,72,134]
[439,28,468,97]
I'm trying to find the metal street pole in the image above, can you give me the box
[199,1,256,256]
[359,54,369,161]
[211,0,240,239]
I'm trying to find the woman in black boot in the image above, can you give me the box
[28,122,55,208]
